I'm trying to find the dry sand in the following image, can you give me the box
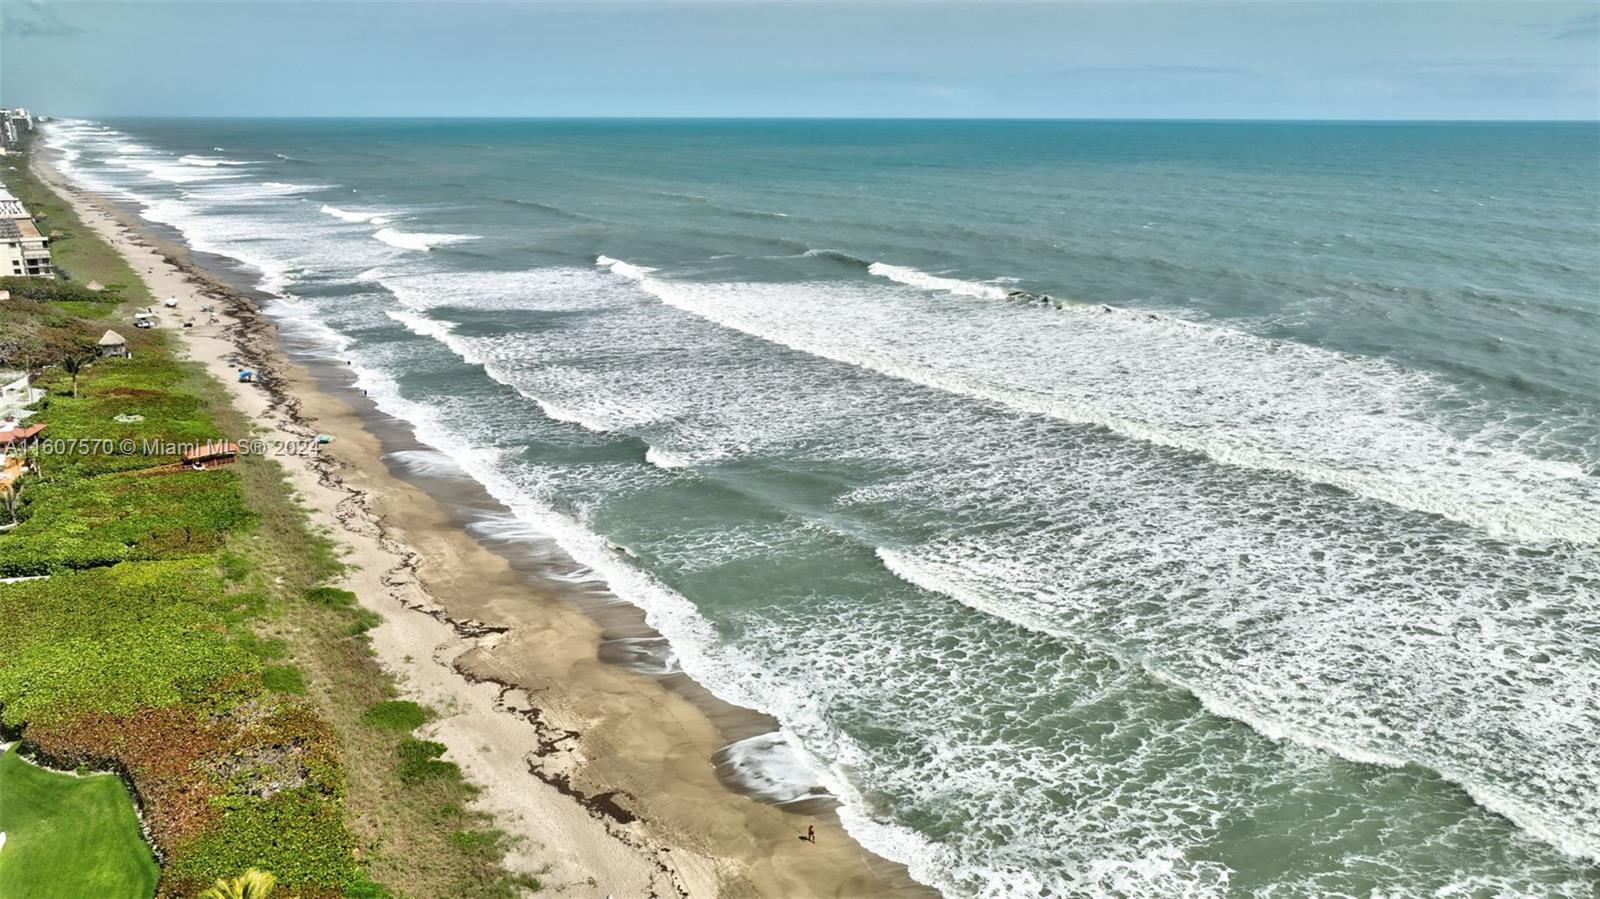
[34,158,933,899]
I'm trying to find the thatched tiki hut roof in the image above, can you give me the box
[98,329,129,357]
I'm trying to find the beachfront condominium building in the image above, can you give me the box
[0,108,32,149]
[0,187,54,278]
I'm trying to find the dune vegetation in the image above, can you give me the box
[1,153,539,898]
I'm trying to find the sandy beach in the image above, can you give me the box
[33,156,930,899]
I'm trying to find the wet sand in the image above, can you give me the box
[34,154,933,899]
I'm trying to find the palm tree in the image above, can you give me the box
[60,351,94,399]
[197,868,277,899]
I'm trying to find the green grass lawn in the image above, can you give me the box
[0,745,158,899]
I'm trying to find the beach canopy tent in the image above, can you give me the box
[98,330,129,358]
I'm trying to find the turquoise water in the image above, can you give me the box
[46,118,1600,897]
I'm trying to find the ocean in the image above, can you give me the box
[42,118,1600,897]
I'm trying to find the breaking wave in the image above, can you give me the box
[595,256,1600,545]
[373,227,478,252]
[320,205,390,225]
[866,261,1010,300]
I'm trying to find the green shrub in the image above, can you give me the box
[0,561,258,724]
[305,586,358,607]
[0,275,121,305]
[396,739,460,785]
[349,608,383,636]
[166,791,359,893]
[360,700,427,732]
[0,300,98,369]
[0,612,257,725]
[0,470,255,576]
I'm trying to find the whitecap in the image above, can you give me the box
[179,154,255,167]
[320,204,391,225]
[865,261,1009,300]
[373,227,478,252]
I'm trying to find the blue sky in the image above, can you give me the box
[3,1,1597,119]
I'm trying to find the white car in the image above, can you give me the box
[163,297,179,308]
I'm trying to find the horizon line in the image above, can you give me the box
[23,114,1600,124]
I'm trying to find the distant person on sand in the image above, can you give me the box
[806,824,816,843]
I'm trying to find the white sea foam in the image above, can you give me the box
[382,307,649,445]
[373,227,478,251]
[110,154,242,184]
[382,449,470,480]
[379,271,672,436]
[596,258,1600,545]
[876,546,1600,864]
[459,513,540,545]
[320,204,390,225]
[712,732,832,805]
[179,154,254,167]
[200,180,331,200]
[43,125,143,201]
[314,262,1600,895]
[595,254,656,280]
[383,308,456,344]
[644,445,692,469]
[866,261,1010,300]
[576,256,1600,870]
[271,297,356,353]
[135,196,299,295]
[599,636,681,676]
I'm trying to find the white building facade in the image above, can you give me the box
[0,187,53,278]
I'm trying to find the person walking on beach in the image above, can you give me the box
[806,824,816,844]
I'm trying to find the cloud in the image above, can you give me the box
[2,1,87,38]
[1552,10,1599,41]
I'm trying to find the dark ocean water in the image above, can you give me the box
[46,118,1600,898]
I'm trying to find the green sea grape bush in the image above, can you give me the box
[0,275,122,306]
[360,701,428,732]
[396,739,460,785]
[0,470,255,577]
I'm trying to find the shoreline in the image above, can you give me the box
[33,155,932,897]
